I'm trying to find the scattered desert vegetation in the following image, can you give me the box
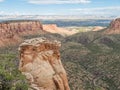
[65,26,94,32]
[61,32,120,90]
[0,18,120,90]
[0,30,120,90]
[65,26,106,33]
[0,53,29,90]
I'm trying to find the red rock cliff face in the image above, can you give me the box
[0,21,44,47]
[105,18,120,34]
[19,37,70,90]
[0,21,43,35]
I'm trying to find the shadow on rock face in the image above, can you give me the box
[18,37,70,90]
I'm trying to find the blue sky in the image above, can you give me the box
[0,0,120,16]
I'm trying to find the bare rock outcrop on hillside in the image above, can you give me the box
[105,18,120,34]
[92,26,105,31]
[0,21,44,47]
[0,20,43,35]
[18,37,70,90]
[43,24,77,36]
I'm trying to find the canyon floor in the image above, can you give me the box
[0,19,120,90]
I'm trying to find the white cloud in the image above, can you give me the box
[0,11,5,14]
[0,11,31,15]
[71,7,120,11]
[27,0,91,4]
[0,0,4,2]
[70,7,120,15]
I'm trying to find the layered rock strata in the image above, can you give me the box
[0,20,43,35]
[18,37,70,90]
[0,20,44,47]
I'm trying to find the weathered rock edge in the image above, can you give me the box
[18,37,70,90]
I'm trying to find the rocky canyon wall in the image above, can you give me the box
[18,37,70,90]
[0,20,44,47]
[0,20,43,35]
[105,18,120,34]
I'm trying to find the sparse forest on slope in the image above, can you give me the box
[62,31,120,90]
[0,19,120,90]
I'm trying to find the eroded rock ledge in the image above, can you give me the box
[105,18,120,34]
[18,37,70,90]
[0,20,44,47]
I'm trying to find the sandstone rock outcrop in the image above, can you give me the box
[18,37,70,90]
[0,20,43,35]
[92,26,105,31]
[105,18,120,34]
[0,20,44,47]
[43,24,76,36]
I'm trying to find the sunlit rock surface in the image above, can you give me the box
[0,20,44,47]
[43,24,77,36]
[19,37,70,90]
[105,18,120,34]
